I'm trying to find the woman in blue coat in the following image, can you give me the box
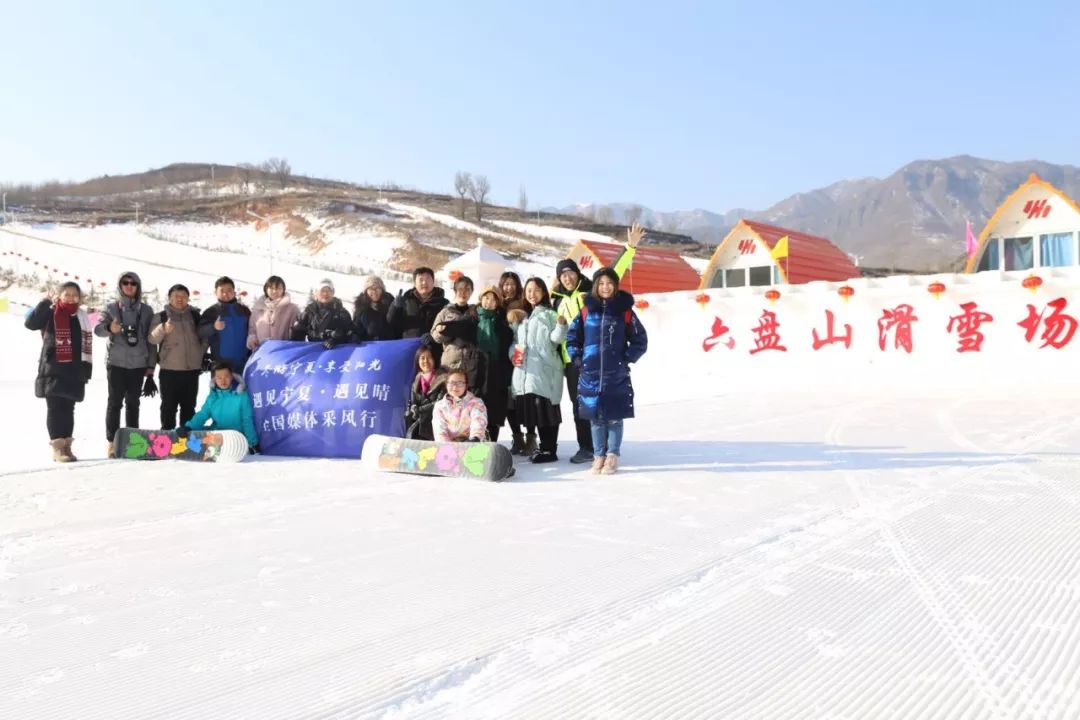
[565,267,648,475]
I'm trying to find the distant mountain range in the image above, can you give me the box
[553,156,1080,271]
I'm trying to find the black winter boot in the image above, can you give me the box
[510,430,526,455]
[523,432,538,458]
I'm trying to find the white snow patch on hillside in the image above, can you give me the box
[492,220,616,246]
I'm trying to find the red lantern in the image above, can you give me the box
[240,290,248,297]
[764,289,781,304]
[193,290,201,296]
[635,299,650,310]
[100,282,107,288]
[448,270,463,282]
[838,285,855,302]
[1022,275,1043,293]
[695,292,711,307]
[927,281,946,299]
[74,275,80,280]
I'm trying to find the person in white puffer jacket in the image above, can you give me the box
[432,368,488,442]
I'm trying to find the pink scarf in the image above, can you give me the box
[418,371,435,395]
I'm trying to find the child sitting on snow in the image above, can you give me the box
[432,367,489,442]
[178,360,261,453]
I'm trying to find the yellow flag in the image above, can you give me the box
[770,236,789,260]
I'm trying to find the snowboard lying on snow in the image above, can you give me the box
[362,434,515,481]
[113,428,249,463]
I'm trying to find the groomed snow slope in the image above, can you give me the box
[4,311,1080,718]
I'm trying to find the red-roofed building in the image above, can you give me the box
[699,220,859,289]
[564,239,702,294]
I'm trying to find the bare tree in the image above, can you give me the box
[470,175,491,222]
[596,204,614,224]
[518,186,528,214]
[261,157,292,189]
[625,204,644,225]
[454,171,473,219]
[237,163,256,194]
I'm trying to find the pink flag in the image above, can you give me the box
[965,220,978,258]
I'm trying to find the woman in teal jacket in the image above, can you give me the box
[180,360,260,451]
[507,278,568,463]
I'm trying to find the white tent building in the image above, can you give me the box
[439,238,511,291]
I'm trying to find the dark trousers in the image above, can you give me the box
[159,369,200,429]
[538,426,558,454]
[564,364,593,452]
[46,396,76,440]
[106,366,145,441]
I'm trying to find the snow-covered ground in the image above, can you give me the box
[4,301,1080,718]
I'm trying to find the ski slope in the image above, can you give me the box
[4,307,1080,719]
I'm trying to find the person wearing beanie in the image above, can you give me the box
[248,275,299,350]
[291,278,353,348]
[353,275,394,341]
[26,282,93,462]
[149,283,206,429]
[473,285,514,441]
[565,266,648,475]
[551,223,644,464]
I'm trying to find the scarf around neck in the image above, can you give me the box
[53,302,79,363]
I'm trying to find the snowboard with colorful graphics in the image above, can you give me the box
[362,434,515,481]
[113,428,249,463]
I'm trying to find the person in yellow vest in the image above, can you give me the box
[552,222,643,464]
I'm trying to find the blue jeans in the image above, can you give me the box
[590,419,624,457]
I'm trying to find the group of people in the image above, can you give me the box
[25,224,649,474]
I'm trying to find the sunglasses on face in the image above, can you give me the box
[121,280,137,286]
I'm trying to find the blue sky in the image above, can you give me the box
[2,0,1078,212]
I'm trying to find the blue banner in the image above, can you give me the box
[244,339,421,458]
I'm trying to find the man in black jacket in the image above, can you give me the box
[387,267,449,339]
[291,279,354,348]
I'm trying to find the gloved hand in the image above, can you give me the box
[249,444,261,455]
[322,338,338,350]
[142,376,158,398]
[176,426,191,439]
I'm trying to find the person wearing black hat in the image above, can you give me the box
[565,266,648,474]
[552,222,643,463]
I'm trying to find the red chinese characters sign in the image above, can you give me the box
[1018,298,1078,349]
[947,302,994,353]
[878,304,918,353]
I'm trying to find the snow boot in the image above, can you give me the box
[569,447,594,464]
[61,438,77,462]
[50,439,69,463]
[522,432,538,458]
[510,430,526,455]
[107,441,116,459]
[601,454,619,475]
[591,456,606,474]
[531,450,558,464]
